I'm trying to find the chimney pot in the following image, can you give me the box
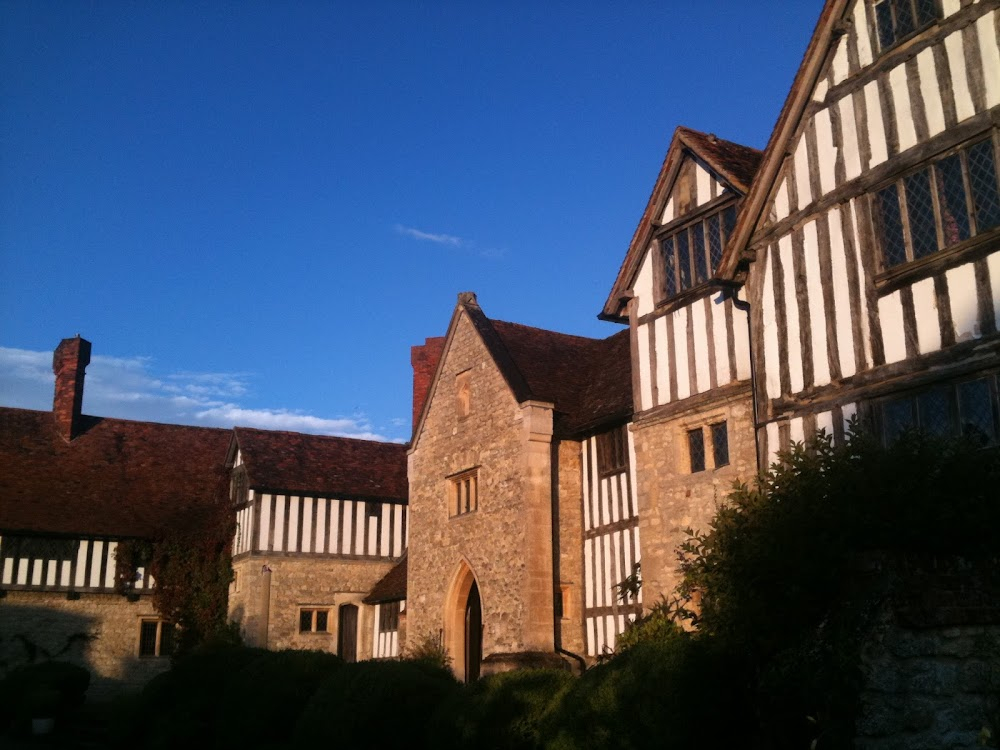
[52,335,92,441]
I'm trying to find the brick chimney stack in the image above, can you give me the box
[411,336,446,434]
[53,335,92,441]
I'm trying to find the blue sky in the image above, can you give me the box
[1,1,819,442]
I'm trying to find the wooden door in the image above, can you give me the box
[338,604,358,663]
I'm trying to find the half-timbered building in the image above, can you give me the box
[600,127,763,599]
[0,336,232,697]
[406,292,636,677]
[225,426,408,662]
[719,0,1000,464]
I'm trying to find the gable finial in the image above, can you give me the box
[457,291,479,307]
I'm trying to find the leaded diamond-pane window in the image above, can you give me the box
[877,184,907,267]
[968,139,1000,233]
[904,169,938,259]
[876,136,1000,269]
[711,422,729,468]
[916,387,951,436]
[873,0,939,52]
[882,397,915,443]
[688,428,705,473]
[936,154,971,246]
[656,201,739,302]
[958,378,997,443]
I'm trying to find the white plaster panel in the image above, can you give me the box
[854,0,873,68]
[301,497,313,553]
[864,81,889,166]
[794,133,813,208]
[696,163,712,206]
[661,196,675,225]
[989,251,1000,331]
[946,31,976,122]
[60,561,71,588]
[912,276,941,354]
[259,495,272,551]
[762,250,781,398]
[804,221,832,386]
[381,503,391,557]
[828,207,857,378]
[654,315,671,403]
[589,439,600,531]
[692,299,711,393]
[393,504,404,557]
[31,560,42,587]
[842,402,858,433]
[355,502,365,555]
[75,541,88,588]
[775,178,790,221]
[790,417,805,446]
[833,35,850,85]
[780,235,805,393]
[817,411,835,440]
[105,542,117,588]
[89,541,103,588]
[733,291,752,381]
[917,48,946,138]
[815,108,837,195]
[977,11,1000,108]
[633,525,642,604]
[46,560,57,587]
[608,476,620,524]
[850,200,873,366]
[889,64,917,153]
[287,496,300,553]
[635,250,655,317]
[17,559,28,586]
[637,322,653,411]
[315,498,327,553]
[765,421,781,467]
[367,510,377,556]
[342,500,353,554]
[711,295,730,385]
[3,557,13,586]
[674,307,692,400]
[274,495,286,552]
[947,262,979,342]
[840,93,862,181]
[878,291,907,364]
[941,0,960,16]
[584,538,594,609]
[815,78,830,102]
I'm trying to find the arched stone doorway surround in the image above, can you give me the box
[444,558,484,682]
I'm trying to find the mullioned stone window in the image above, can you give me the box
[449,469,478,516]
[138,618,174,658]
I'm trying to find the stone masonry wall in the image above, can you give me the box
[0,591,168,700]
[408,311,551,665]
[632,387,755,605]
[555,439,585,659]
[229,555,393,659]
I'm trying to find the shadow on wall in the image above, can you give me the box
[0,602,168,701]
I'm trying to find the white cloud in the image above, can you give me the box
[0,346,392,441]
[395,224,463,246]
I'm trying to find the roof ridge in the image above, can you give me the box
[234,425,406,447]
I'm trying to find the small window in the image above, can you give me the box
[711,422,730,468]
[596,426,628,475]
[230,466,249,506]
[873,0,938,53]
[658,201,740,302]
[876,137,1000,270]
[450,469,479,516]
[299,608,330,633]
[879,375,999,445]
[688,428,706,473]
[138,619,174,658]
[378,601,401,633]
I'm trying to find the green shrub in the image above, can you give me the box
[294,658,460,749]
[433,668,573,750]
[542,635,745,750]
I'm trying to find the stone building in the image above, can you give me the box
[225,426,408,660]
[0,336,232,698]
[406,292,637,677]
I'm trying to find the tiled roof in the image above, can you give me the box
[233,427,408,501]
[364,555,407,604]
[462,300,632,437]
[0,408,231,539]
[677,127,763,194]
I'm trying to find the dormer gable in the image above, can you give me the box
[602,127,762,322]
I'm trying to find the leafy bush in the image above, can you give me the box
[431,668,573,750]
[294,658,460,749]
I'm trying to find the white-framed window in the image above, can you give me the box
[299,607,331,633]
[138,618,174,658]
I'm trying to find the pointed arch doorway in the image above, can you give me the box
[446,561,484,682]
